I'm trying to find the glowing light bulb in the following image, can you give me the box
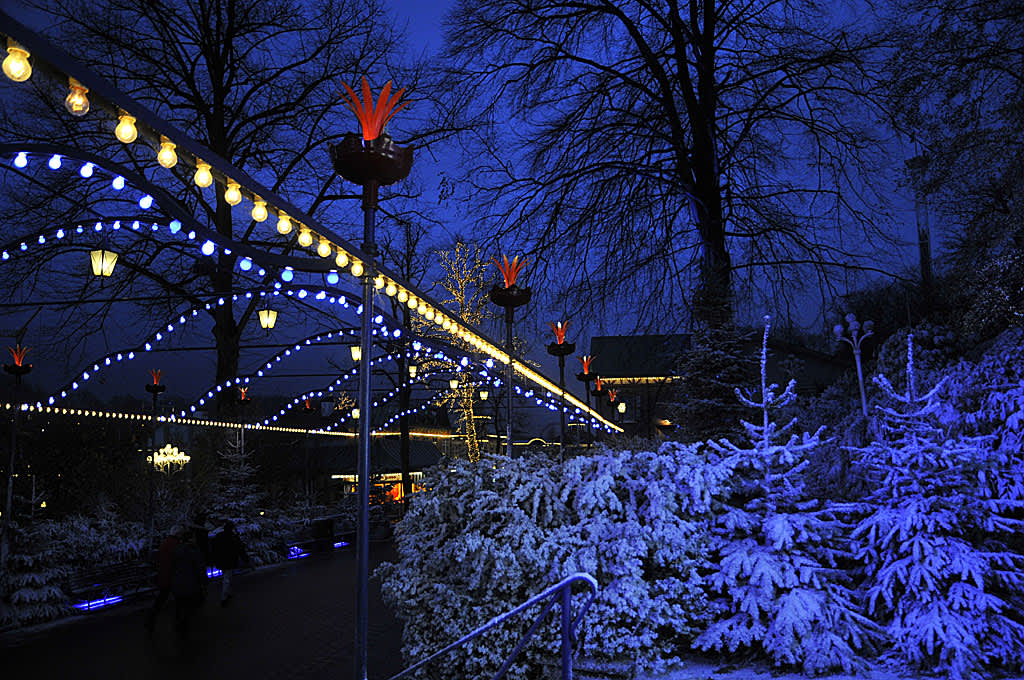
[277,213,292,235]
[397,290,408,303]
[194,161,213,187]
[48,154,61,170]
[224,180,241,205]
[351,261,364,277]
[335,250,349,268]
[13,151,27,168]
[112,175,125,190]
[201,240,216,255]
[64,77,90,115]
[114,113,137,143]
[374,275,385,290]
[297,229,313,247]
[317,238,332,258]
[385,282,397,296]
[157,137,177,168]
[3,40,31,82]
[79,162,94,178]
[139,194,153,209]
[251,199,267,222]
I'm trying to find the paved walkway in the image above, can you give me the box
[0,542,405,680]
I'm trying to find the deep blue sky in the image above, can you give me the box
[389,0,450,54]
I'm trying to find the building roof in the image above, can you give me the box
[589,334,691,379]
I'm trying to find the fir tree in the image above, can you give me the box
[852,333,1024,679]
[696,316,875,674]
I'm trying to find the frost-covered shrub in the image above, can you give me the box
[379,444,727,678]
[852,333,1024,679]
[696,317,877,675]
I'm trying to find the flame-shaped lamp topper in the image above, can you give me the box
[8,344,30,367]
[304,398,312,410]
[493,254,527,288]
[607,389,617,403]
[239,387,250,402]
[579,355,594,375]
[340,77,408,142]
[549,321,569,344]
[150,368,163,385]
[595,377,603,392]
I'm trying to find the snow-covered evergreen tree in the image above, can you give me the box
[853,332,1024,679]
[696,316,875,674]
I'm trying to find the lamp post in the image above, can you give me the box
[591,376,606,440]
[329,77,412,680]
[489,254,531,458]
[546,322,575,461]
[576,355,595,447]
[834,314,874,418]
[1,344,31,573]
[144,369,166,552]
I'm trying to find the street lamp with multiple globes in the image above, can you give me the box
[833,314,874,418]
[489,254,531,457]
[329,76,412,680]
[546,321,575,460]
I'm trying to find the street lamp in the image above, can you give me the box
[145,369,167,552]
[489,254,531,458]
[546,321,575,461]
[834,314,874,418]
[576,355,596,447]
[329,75,412,680]
[449,378,460,390]
[1,344,31,573]
[408,363,417,379]
[350,345,362,362]
[89,248,118,277]
[479,388,488,401]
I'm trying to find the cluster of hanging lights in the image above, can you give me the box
[2,30,623,432]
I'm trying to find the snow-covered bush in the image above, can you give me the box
[696,317,877,674]
[379,444,727,678]
[852,332,1024,679]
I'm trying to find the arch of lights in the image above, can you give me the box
[0,14,621,433]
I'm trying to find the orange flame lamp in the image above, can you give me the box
[592,376,606,396]
[145,368,166,395]
[238,387,251,403]
[576,355,596,383]
[488,254,532,311]
[607,389,617,403]
[302,398,316,414]
[546,321,575,358]
[4,344,32,378]
[330,78,413,188]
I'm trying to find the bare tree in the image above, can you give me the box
[439,0,894,331]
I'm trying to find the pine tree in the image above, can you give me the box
[852,333,1024,679]
[696,316,875,674]
[215,431,261,520]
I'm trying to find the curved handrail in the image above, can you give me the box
[388,572,599,680]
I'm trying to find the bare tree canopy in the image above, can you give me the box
[439,0,896,332]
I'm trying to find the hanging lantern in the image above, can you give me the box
[617,402,626,415]
[350,345,362,362]
[479,389,489,401]
[258,308,277,330]
[408,363,417,378]
[89,248,118,277]
[449,378,460,390]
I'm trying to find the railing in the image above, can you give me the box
[387,572,599,680]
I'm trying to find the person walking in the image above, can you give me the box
[210,519,247,606]
[171,528,206,637]
[145,524,184,632]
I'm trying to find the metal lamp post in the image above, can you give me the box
[591,376,607,440]
[329,77,412,680]
[1,345,31,573]
[834,314,874,418]
[546,322,574,462]
[576,355,596,447]
[144,369,166,552]
[488,255,531,458]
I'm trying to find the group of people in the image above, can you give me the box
[145,512,249,636]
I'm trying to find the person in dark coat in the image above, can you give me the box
[211,519,247,606]
[189,510,211,569]
[171,529,206,637]
[145,525,184,632]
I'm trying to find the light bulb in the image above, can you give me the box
[298,229,313,247]
[3,40,31,82]
[157,137,177,168]
[407,296,417,309]
[224,180,242,205]
[317,238,332,258]
[397,290,408,303]
[114,113,137,143]
[374,275,385,290]
[277,213,292,235]
[64,78,89,116]
[351,261,364,277]
[251,199,268,222]
[385,282,397,296]
[335,250,349,268]
[194,161,213,187]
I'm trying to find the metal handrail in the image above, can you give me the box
[387,572,599,680]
